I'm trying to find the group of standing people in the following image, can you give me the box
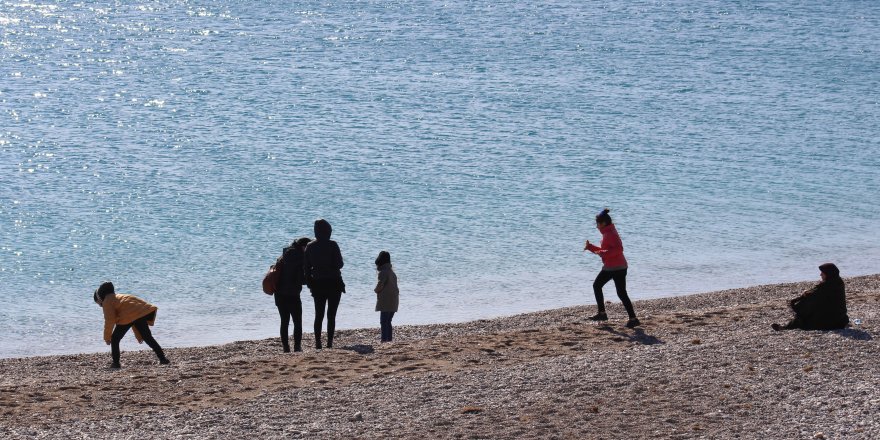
[94,210,850,369]
[269,219,399,352]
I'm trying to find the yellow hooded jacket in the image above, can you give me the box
[101,293,159,344]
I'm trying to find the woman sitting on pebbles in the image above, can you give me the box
[94,282,170,369]
[772,263,849,331]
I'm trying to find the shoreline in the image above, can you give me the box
[2,275,878,439]
[6,272,879,361]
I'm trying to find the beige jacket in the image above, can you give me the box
[374,263,399,313]
[102,293,158,343]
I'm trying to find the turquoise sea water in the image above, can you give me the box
[1,1,878,358]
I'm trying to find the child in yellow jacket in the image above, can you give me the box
[94,282,170,369]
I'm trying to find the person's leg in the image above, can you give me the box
[110,324,132,367]
[132,316,168,363]
[385,312,395,342]
[313,295,326,349]
[292,296,303,352]
[276,302,291,352]
[611,269,637,319]
[591,270,614,318]
[783,317,803,330]
[326,292,342,348]
[379,312,389,342]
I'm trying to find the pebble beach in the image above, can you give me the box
[2,275,878,439]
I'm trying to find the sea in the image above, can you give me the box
[1,1,878,358]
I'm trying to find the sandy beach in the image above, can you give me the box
[1,275,878,439]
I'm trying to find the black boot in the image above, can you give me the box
[589,312,608,321]
[156,349,170,365]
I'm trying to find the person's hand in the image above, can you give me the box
[584,240,591,251]
[105,341,111,346]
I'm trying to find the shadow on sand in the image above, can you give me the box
[341,344,375,354]
[596,326,664,345]
[833,328,872,341]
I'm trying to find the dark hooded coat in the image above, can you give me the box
[275,245,305,297]
[304,219,345,297]
[789,265,849,330]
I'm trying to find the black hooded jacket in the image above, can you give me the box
[304,220,344,283]
[275,245,305,296]
[791,278,849,330]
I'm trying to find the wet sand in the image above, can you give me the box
[1,275,878,439]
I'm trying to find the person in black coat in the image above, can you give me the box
[772,263,849,331]
[275,237,311,352]
[304,219,345,349]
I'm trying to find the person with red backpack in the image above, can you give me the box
[584,208,640,328]
[270,237,311,352]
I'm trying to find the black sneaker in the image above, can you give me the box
[588,312,608,321]
[625,318,641,328]
[110,362,121,369]
[159,358,171,365]
[771,323,782,332]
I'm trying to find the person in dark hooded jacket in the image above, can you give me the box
[772,263,849,331]
[304,219,345,349]
[273,237,311,352]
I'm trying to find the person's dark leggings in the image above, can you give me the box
[275,295,303,352]
[593,268,637,318]
[380,311,395,342]
[313,292,342,348]
[110,312,167,365]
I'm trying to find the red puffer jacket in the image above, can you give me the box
[586,224,628,269]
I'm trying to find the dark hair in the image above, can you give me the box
[375,250,391,268]
[819,263,841,280]
[293,237,312,248]
[595,208,612,225]
[94,281,115,302]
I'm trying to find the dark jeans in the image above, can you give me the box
[275,294,302,351]
[110,312,166,364]
[380,311,395,342]
[313,292,342,348]
[593,268,637,318]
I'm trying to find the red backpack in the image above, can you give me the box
[261,257,284,294]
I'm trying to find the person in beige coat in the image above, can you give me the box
[94,281,170,369]
[373,251,399,342]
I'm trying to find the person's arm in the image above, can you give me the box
[334,242,344,270]
[102,300,116,344]
[303,247,313,285]
[374,270,386,294]
[602,235,623,259]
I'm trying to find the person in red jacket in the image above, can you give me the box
[584,208,640,328]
